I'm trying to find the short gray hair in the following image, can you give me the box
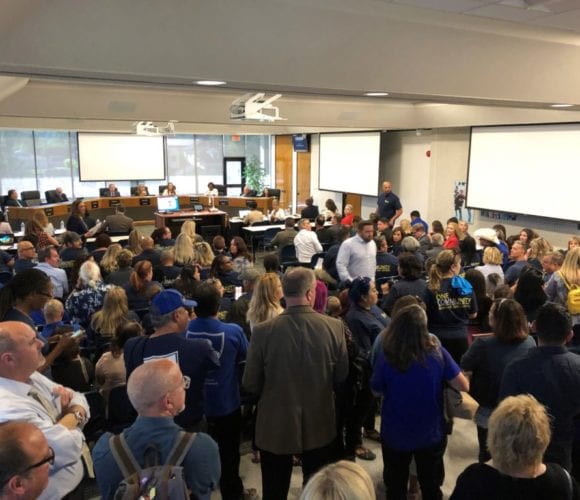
[127,359,180,413]
[401,236,420,252]
[283,267,315,297]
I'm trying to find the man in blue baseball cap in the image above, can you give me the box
[124,289,220,431]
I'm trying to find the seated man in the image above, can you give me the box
[0,321,90,499]
[59,231,88,264]
[3,189,23,208]
[35,246,68,299]
[270,218,297,254]
[131,236,161,267]
[14,240,37,274]
[103,205,134,234]
[92,359,220,500]
[104,183,120,197]
[242,200,264,225]
[241,185,256,197]
[46,187,68,203]
[0,421,51,499]
[294,218,322,264]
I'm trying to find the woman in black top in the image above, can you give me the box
[66,199,89,236]
[451,394,579,499]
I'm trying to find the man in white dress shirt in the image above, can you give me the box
[0,321,90,499]
[293,218,322,264]
[336,220,377,284]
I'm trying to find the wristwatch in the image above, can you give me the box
[73,410,87,426]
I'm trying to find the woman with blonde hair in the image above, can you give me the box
[180,219,203,243]
[451,395,579,499]
[475,246,504,283]
[23,219,59,249]
[300,460,375,500]
[569,236,580,252]
[99,243,122,278]
[546,247,580,337]
[399,218,413,237]
[125,228,143,255]
[32,209,55,236]
[162,182,177,196]
[426,249,477,362]
[247,273,283,330]
[194,241,215,278]
[174,233,196,266]
[528,237,553,270]
[91,286,138,342]
[443,221,463,250]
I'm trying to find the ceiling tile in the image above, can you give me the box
[529,8,580,31]
[392,0,493,12]
[468,3,553,22]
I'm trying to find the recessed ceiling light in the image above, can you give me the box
[195,80,227,86]
[551,103,573,108]
[365,92,389,97]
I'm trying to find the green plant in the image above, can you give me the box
[244,155,265,194]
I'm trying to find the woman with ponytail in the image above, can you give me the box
[426,249,478,363]
[123,260,162,311]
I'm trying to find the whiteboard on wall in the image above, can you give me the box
[467,124,580,222]
[319,132,381,197]
[78,133,165,181]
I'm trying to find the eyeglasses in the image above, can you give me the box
[22,447,55,473]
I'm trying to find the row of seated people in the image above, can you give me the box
[1,254,579,499]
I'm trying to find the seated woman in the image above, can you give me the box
[174,233,196,267]
[172,265,201,300]
[461,298,536,463]
[229,236,253,274]
[451,395,579,499]
[65,260,110,329]
[181,219,203,243]
[32,210,55,236]
[99,243,122,280]
[194,241,215,279]
[527,237,553,271]
[24,219,59,249]
[268,198,286,223]
[210,254,241,299]
[125,228,143,255]
[90,232,112,264]
[105,249,133,287]
[372,304,469,500]
[205,182,219,196]
[389,226,404,257]
[90,286,139,348]
[162,182,177,196]
[135,184,149,196]
[123,260,162,312]
[95,321,143,404]
[66,199,89,237]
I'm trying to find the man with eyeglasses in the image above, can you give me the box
[0,321,90,499]
[92,359,220,500]
[0,421,52,499]
[14,241,37,274]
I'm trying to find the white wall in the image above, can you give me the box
[309,128,577,248]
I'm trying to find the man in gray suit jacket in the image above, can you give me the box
[243,267,348,500]
[103,205,134,234]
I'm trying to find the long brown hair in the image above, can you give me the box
[382,304,438,372]
[129,260,152,292]
[489,298,529,344]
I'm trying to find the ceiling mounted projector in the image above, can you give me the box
[230,93,286,122]
[132,120,176,136]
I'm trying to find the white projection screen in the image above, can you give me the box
[78,133,165,181]
[467,124,580,222]
[319,132,381,196]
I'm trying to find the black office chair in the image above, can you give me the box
[99,188,109,197]
[158,185,167,194]
[280,244,298,271]
[83,390,106,444]
[130,186,139,196]
[106,385,137,433]
[200,224,222,243]
[214,184,226,196]
[259,227,281,252]
[265,188,281,199]
[21,190,42,206]
[45,190,58,203]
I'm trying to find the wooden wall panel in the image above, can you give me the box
[344,193,362,217]
[275,135,292,209]
[296,150,311,207]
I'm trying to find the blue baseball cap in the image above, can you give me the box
[150,289,197,315]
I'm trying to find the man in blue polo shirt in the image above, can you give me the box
[186,280,254,500]
[376,181,402,228]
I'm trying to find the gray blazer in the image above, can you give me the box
[243,305,348,454]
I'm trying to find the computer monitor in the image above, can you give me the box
[157,195,180,212]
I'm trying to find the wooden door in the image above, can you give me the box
[296,149,311,209]
[274,136,292,209]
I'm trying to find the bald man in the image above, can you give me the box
[92,359,220,499]
[0,421,51,500]
[0,321,90,499]
[375,181,402,228]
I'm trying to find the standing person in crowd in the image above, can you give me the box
[374,235,398,285]
[186,280,254,500]
[243,268,348,500]
[443,221,463,250]
[504,240,530,286]
[321,198,339,221]
[336,220,377,284]
[341,204,354,227]
[301,196,319,220]
[451,395,580,500]
[500,302,580,472]
[390,227,404,256]
[475,247,504,283]
[541,251,563,284]
[92,359,221,500]
[464,269,492,335]
[381,253,428,315]
[545,247,580,338]
[519,228,538,247]
[461,299,536,463]
[124,289,220,431]
[294,218,323,264]
[410,210,429,233]
[246,273,284,331]
[65,199,89,237]
[371,304,469,500]
[425,250,478,363]
[227,267,262,339]
[514,267,547,323]
[375,181,402,228]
